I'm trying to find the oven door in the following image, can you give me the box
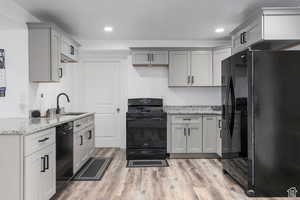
[126,115,167,149]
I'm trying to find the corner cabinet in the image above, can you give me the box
[27,22,80,82]
[28,23,61,82]
[168,50,213,87]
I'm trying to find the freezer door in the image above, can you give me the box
[253,51,300,197]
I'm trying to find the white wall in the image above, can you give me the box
[28,64,76,115]
[0,29,29,117]
[127,55,221,105]
[0,0,39,118]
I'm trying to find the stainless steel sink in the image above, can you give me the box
[62,112,87,116]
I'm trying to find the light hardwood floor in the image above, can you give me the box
[55,148,298,200]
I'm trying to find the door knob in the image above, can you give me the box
[116,108,120,112]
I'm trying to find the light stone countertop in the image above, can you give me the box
[164,105,222,115]
[0,112,95,136]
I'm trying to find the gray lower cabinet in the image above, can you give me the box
[171,124,187,153]
[187,124,203,153]
[169,114,220,156]
[171,116,203,154]
[202,116,217,153]
[73,116,95,174]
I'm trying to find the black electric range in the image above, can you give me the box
[126,98,167,160]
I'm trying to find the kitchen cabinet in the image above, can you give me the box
[190,51,213,86]
[169,114,221,156]
[171,124,187,153]
[132,50,168,66]
[24,128,56,200]
[61,35,79,63]
[231,7,300,54]
[28,23,61,82]
[212,48,231,86]
[186,124,203,153]
[27,22,80,82]
[170,115,203,153]
[168,51,190,86]
[216,116,222,157]
[73,116,95,174]
[202,116,218,153]
[169,50,213,87]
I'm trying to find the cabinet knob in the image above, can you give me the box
[116,108,120,112]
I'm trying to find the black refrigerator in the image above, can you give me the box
[221,49,300,197]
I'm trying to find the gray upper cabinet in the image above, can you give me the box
[61,35,79,63]
[168,51,190,86]
[28,23,61,82]
[212,48,231,86]
[202,116,218,153]
[169,50,213,87]
[232,7,300,54]
[132,50,168,66]
[28,22,80,82]
[191,51,213,86]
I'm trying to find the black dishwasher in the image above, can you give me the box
[56,122,74,192]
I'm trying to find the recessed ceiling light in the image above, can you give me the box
[215,28,225,33]
[104,26,113,32]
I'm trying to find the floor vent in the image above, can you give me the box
[127,160,169,168]
[73,157,112,181]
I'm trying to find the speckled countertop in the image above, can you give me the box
[0,112,94,136]
[164,105,221,115]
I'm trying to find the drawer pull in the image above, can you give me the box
[183,118,191,121]
[38,137,49,143]
[76,124,81,127]
[206,118,213,120]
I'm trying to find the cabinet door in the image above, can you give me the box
[213,48,231,86]
[171,124,187,153]
[168,51,190,86]
[25,152,43,200]
[50,29,61,82]
[132,51,150,65]
[187,123,203,153]
[190,51,213,86]
[42,144,56,200]
[203,116,218,153]
[151,51,168,65]
[216,116,222,157]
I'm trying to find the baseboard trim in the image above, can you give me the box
[169,153,220,159]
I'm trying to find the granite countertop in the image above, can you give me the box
[0,112,94,136]
[164,105,222,115]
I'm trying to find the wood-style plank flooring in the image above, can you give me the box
[55,148,298,200]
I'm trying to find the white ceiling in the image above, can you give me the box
[13,0,300,40]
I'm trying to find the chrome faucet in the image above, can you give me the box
[56,93,70,114]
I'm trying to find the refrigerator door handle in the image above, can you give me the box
[229,77,236,137]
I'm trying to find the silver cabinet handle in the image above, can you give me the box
[147,54,150,62]
[151,53,154,62]
[184,128,186,136]
[188,128,190,136]
[187,76,190,84]
[183,118,191,121]
[191,76,194,84]
[218,120,222,128]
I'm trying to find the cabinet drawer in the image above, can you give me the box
[171,115,202,124]
[25,128,56,157]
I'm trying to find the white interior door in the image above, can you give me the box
[84,62,121,147]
